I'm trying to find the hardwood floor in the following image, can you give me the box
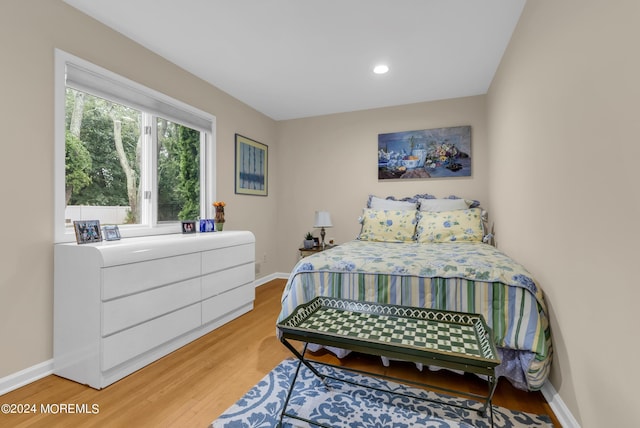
[0,279,560,427]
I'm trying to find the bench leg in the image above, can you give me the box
[279,340,332,426]
[280,338,328,382]
[477,375,498,427]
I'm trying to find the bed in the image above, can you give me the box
[277,195,552,391]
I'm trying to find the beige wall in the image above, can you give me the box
[0,0,278,377]
[488,0,640,426]
[274,96,489,271]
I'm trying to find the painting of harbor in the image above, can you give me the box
[378,126,471,180]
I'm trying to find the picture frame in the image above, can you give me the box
[73,220,102,244]
[103,225,121,241]
[199,219,215,233]
[235,134,268,196]
[181,220,196,234]
[378,125,471,180]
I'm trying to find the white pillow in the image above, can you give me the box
[418,198,470,212]
[369,196,417,211]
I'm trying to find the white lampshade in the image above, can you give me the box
[313,211,333,228]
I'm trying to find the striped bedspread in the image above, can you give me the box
[278,240,552,391]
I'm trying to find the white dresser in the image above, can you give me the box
[53,231,255,389]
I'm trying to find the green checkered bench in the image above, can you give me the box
[278,296,499,374]
[277,297,501,427]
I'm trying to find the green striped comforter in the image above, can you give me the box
[278,240,552,391]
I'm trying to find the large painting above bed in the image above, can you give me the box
[378,126,471,180]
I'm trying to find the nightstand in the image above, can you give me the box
[299,245,336,258]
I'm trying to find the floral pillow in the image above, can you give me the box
[358,209,418,242]
[416,208,484,243]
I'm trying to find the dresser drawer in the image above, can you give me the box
[202,263,254,300]
[202,284,255,325]
[102,253,200,300]
[201,244,254,274]
[102,303,201,371]
[102,278,201,336]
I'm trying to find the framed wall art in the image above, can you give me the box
[235,134,268,196]
[378,125,471,180]
[73,220,102,244]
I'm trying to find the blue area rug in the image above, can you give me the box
[211,359,553,428]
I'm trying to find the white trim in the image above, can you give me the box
[54,49,67,243]
[541,380,581,428]
[0,359,54,396]
[254,272,289,288]
[203,130,217,219]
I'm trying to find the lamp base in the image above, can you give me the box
[320,227,326,249]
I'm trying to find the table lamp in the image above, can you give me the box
[313,211,333,249]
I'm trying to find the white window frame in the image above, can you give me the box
[54,49,216,243]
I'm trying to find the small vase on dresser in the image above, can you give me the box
[213,201,226,231]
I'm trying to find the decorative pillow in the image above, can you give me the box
[416,208,484,243]
[358,209,417,242]
[368,196,418,211]
[418,198,471,212]
[367,194,479,208]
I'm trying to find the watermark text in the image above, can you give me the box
[1,403,100,414]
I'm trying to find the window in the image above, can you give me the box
[55,50,216,242]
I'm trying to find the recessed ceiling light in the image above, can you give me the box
[373,64,389,74]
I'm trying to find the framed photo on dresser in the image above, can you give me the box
[103,225,121,241]
[73,220,102,244]
[181,220,196,234]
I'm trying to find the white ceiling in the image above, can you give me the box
[63,0,526,121]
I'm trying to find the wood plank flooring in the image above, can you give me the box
[0,279,560,427]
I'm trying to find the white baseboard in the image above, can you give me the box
[254,272,289,287]
[0,359,54,396]
[541,381,581,428]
